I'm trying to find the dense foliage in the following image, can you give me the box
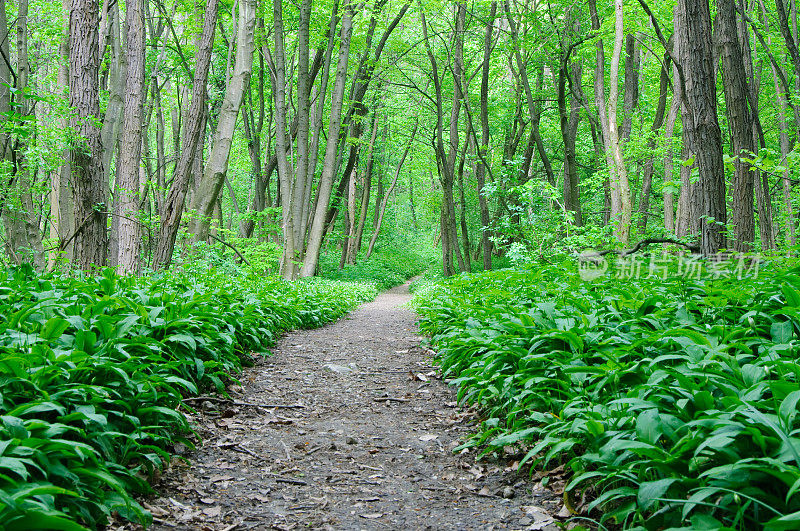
[318,241,436,290]
[0,266,376,529]
[415,259,800,529]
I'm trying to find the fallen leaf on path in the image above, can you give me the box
[202,506,222,517]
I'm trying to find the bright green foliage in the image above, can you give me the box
[318,244,435,290]
[415,261,800,529]
[0,265,375,529]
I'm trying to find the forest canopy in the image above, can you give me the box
[0,0,796,275]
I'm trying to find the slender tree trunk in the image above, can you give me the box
[152,0,218,269]
[366,118,418,260]
[638,45,671,234]
[591,0,631,244]
[477,2,496,270]
[558,14,582,226]
[351,108,380,262]
[300,4,354,277]
[188,0,255,243]
[1,0,44,268]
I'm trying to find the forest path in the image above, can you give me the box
[144,281,560,530]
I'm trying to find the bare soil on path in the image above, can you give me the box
[142,281,562,530]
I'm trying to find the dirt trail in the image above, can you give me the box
[143,281,561,530]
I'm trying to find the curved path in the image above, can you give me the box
[144,282,560,530]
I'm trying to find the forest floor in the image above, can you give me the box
[128,281,567,530]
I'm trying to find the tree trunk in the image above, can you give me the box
[638,44,671,234]
[112,0,146,274]
[1,0,44,269]
[300,5,354,278]
[477,2,496,270]
[70,0,108,269]
[679,0,727,254]
[152,0,218,270]
[558,14,582,226]
[350,108,380,262]
[188,0,256,243]
[718,0,756,251]
[591,0,632,244]
[366,117,418,259]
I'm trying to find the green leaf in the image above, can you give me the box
[5,512,89,531]
[637,478,679,510]
[40,317,70,341]
[771,320,794,343]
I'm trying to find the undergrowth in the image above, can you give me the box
[318,243,434,290]
[0,265,375,530]
[414,257,800,530]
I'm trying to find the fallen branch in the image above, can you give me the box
[182,396,306,409]
[373,397,410,403]
[594,238,700,257]
[209,234,251,266]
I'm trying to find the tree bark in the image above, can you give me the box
[718,0,756,251]
[188,0,256,243]
[679,0,727,254]
[299,4,354,278]
[152,0,218,269]
[70,0,108,269]
[1,0,44,269]
[112,0,146,274]
[477,2,496,270]
[591,0,632,244]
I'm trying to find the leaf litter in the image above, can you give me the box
[117,281,565,530]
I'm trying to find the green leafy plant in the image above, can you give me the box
[414,259,800,529]
[0,265,376,529]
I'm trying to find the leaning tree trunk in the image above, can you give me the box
[70,0,108,269]
[152,0,218,270]
[188,0,256,243]
[299,5,354,278]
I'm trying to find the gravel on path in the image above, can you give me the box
[134,281,563,531]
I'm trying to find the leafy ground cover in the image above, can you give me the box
[318,243,434,290]
[0,265,376,530]
[414,258,800,530]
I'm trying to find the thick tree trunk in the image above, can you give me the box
[113,0,146,274]
[719,0,756,251]
[188,0,256,243]
[70,0,108,269]
[152,0,218,269]
[679,0,727,254]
